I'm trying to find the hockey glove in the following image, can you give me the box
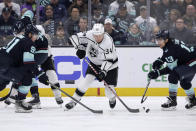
[76,49,86,59]
[78,43,87,51]
[148,70,160,79]
[96,70,107,82]
[152,58,164,70]
[37,71,49,85]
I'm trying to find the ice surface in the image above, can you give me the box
[0,97,196,131]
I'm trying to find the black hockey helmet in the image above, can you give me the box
[155,30,169,40]
[24,24,39,36]
[13,20,25,34]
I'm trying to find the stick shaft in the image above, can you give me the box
[48,81,103,114]
[84,58,139,113]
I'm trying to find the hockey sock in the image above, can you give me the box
[50,83,62,99]
[18,85,31,100]
[72,88,85,101]
[184,87,195,98]
[30,86,39,95]
[51,83,60,90]
[30,78,39,95]
[105,85,116,100]
[17,92,27,100]
[169,83,178,97]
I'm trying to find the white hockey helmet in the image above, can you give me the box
[92,23,104,35]
[36,25,46,35]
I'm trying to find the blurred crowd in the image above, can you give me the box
[0,0,196,46]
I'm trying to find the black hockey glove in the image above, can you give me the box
[152,58,164,70]
[37,71,49,85]
[76,49,86,59]
[148,70,160,79]
[96,70,107,82]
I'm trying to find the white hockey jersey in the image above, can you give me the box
[76,31,118,71]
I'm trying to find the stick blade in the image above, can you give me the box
[128,108,140,113]
[91,110,103,114]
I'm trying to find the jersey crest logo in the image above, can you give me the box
[89,46,98,57]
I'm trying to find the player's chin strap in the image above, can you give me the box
[83,58,140,113]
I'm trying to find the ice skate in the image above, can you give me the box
[4,98,11,106]
[4,87,18,106]
[185,95,196,109]
[64,100,77,111]
[52,89,63,106]
[55,97,63,107]
[28,93,41,109]
[4,95,17,107]
[15,100,32,113]
[161,96,177,111]
[109,97,116,109]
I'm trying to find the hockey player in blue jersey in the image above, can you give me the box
[4,10,63,109]
[148,30,196,110]
[0,24,49,113]
[27,25,63,108]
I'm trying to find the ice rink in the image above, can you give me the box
[0,97,196,131]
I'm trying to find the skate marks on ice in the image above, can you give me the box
[0,97,196,131]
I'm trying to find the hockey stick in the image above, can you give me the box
[0,72,45,102]
[141,79,151,104]
[47,81,103,114]
[84,58,140,113]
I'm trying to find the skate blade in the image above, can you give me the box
[64,106,73,111]
[186,106,196,110]
[15,109,33,113]
[64,107,69,111]
[8,98,16,104]
[4,104,10,108]
[4,101,15,108]
[32,104,42,109]
[162,106,177,111]
[57,104,62,108]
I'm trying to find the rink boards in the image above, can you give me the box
[0,47,196,97]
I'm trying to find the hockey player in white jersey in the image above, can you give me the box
[65,23,118,110]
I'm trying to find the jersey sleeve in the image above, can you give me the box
[69,32,88,50]
[159,66,171,75]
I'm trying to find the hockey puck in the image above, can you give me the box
[145,108,150,113]
[143,107,150,113]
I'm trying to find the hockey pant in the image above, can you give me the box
[168,65,196,97]
[30,56,61,98]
